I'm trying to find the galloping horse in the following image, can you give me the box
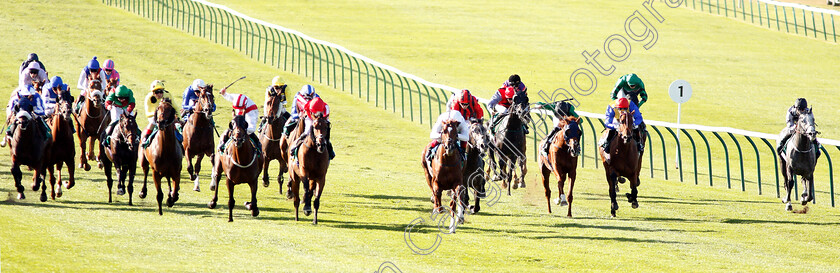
[259,91,290,193]
[600,110,643,217]
[8,110,51,201]
[44,95,77,200]
[421,120,466,233]
[98,112,139,204]
[463,118,491,214]
[780,114,819,211]
[488,92,530,195]
[287,115,331,224]
[183,85,216,192]
[540,116,582,217]
[140,100,184,215]
[209,115,263,222]
[74,77,106,171]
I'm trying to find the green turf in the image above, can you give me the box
[1,0,839,272]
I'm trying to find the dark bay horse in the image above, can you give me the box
[463,118,491,214]
[488,92,530,195]
[45,96,77,200]
[183,85,216,192]
[780,114,818,211]
[209,115,263,222]
[9,111,51,201]
[288,115,331,224]
[98,113,139,204]
[259,91,290,193]
[74,78,106,171]
[421,120,466,233]
[600,110,642,217]
[540,116,581,217]
[140,101,184,215]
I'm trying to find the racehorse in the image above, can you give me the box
[74,77,106,171]
[421,120,466,233]
[780,114,819,211]
[209,115,263,222]
[463,118,491,214]
[488,92,530,195]
[105,77,118,96]
[539,116,582,217]
[600,110,643,217]
[44,95,77,200]
[8,108,51,201]
[183,85,216,192]
[98,112,139,204]
[140,100,184,215]
[259,90,290,193]
[287,115,331,224]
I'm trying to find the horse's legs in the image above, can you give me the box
[227,178,235,222]
[292,173,300,221]
[628,176,639,209]
[78,134,89,170]
[781,164,794,210]
[102,156,113,203]
[116,165,126,196]
[262,156,271,188]
[140,155,149,199]
[171,175,181,206]
[208,163,220,209]
[302,177,313,216]
[247,180,260,217]
[65,157,76,189]
[210,153,222,192]
[37,166,47,202]
[312,179,324,225]
[48,165,56,200]
[606,171,618,217]
[127,163,136,206]
[166,177,178,208]
[801,175,814,205]
[192,154,203,192]
[154,172,163,215]
[185,152,195,180]
[540,164,552,213]
[519,157,528,188]
[56,163,64,198]
[558,173,568,206]
[567,171,576,218]
[12,163,25,199]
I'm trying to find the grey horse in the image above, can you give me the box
[779,114,818,211]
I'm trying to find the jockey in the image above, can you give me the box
[141,80,180,147]
[217,87,262,154]
[258,76,290,132]
[19,61,49,89]
[426,110,470,163]
[103,85,136,140]
[291,96,335,163]
[102,59,121,93]
[488,84,529,134]
[40,76,71,116]
[533,100,580,156]
[2,85,48,147]
[610,73,648,108]
[75,56,108,113]
[599,97,644,163]
[449,89,484,122]
[776,98,820,160]
[180,79,215,123]
[19,53,46,74]
[282,84,320,136]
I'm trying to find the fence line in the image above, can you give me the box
[102,0,838,207]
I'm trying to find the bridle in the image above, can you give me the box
[228,117,258,169]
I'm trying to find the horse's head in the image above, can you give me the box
[56,96,73,121]
[14,111,33,132]
[265,85,286,120]
[89,89,104,108]
[562,116,582,157]
[469,118,490,155]
[617,109,635,143]
[796,112,818,140]
[32,80,45,91]
[311,114,330,153]
[106,78,118,92]
[230,115,249,148]
[510,92,531,124]
[119,113,139,150]
[155,99,177,129]
[196,85,215,117]
[441,120,461,157]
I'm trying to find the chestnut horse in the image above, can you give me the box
[288,115,331,224]
[98,113,139,204]
[74,77,106,171]
[539,116,582,217]
[8,110,52,201]
[44,95,77,200]
[209,115,263,222]
[183,85,216,192]
[140,101,184,215]
[421,120,466,233]
[600,110,643,217]
[259,91,290,192]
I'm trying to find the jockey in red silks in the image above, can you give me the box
[217,87,262,154]
[487,74,529,134]
[291,96,335,162]
[448,89,484,123]
[282,84,320,136]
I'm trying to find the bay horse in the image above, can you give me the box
[183,85,216,192]
[259,91,290,193]
[421,120,466,233]
[44,95,77,200]
[98,112,139,204]
[209,115,263,222]
[600,110,642,217]
[8,110,51,201]
[488,92,530,195]
[74,77,106,171]
[539,116,582,217]
[140,100,184,215]
[105,77,118,96]
[780,114,818,211]
[287,115,331,224]
[463,118,491,214]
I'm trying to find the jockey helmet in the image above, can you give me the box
[307,97,328,116]
[48,76,67,91]
[18,85,36,97]
[503,86,516,99]
[116,85,132,98]
[459,89,472,104]
[103,59,115,71]
[192,79,206,90]
[795,98,808,111]
[88,56,100,70]
[27,53,38,61]
[271,76,284,87]
[26,62,40,73]
[616,97,629,109]
[508,74,521,86]
[300,85,315,99]
[150,80,165,92]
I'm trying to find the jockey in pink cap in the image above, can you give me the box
[103,59,121,93]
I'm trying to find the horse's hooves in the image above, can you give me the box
[252,208,260,217]
[611,202,619,211]
[631,202,639,209]
[84,164,91,172]
[618,177,626,184]
[303,209,312,216]
[501,181,508,189]
[209,185,216,192]
[560,200,569,207]
[285,190,294,200]
[193,185,200,192]
[244,202,253,210]
[512,183,519,190]
[97,163,103,169]
[18,193,25,200]
[469,205,479,214]
[166,196,175,207]
[139,191,147,199]
[801,200,809,206]
[519,182,526,188]
[117,188,126,196]
[610,212,617,218]
[228,218,233,222]
[56,191,63,198]
[65,181,75,189]
[263,179,270,188]
[208,201,217,209]
[552,198,561,205]
[31,183,39,191]
[785,203,793,211]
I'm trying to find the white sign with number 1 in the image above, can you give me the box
[669,80,692,169]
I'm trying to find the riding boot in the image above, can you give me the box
[249,133,262,156]
[777,133,792,156]
[814,139,822,161]
[327,141,335,160]
[217,129,230,152]
[600,130,616,164]
[1,122,16,147]
[425,140,440,163]
[291,134,306,165]
[74,95,85,115]
[282,119,298,136]
[542,127,561,156]
[257,118,267,133]
[523,125,530,135]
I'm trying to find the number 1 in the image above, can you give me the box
[678,86,683,97]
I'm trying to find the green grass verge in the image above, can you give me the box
[0,0,839,272]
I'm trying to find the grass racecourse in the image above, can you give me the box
[0,0,839,272]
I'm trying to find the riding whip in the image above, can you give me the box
[222,76,247,91]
